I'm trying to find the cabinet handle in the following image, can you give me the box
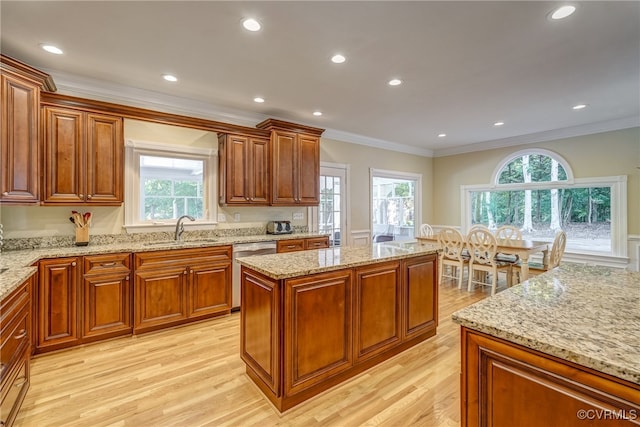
[14,377,27,388]
[101,262,117,267]
[287,245,297,249]
[2,192,8,196]
[71,262,77,267]
[13,329,27,340]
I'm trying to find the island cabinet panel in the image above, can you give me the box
[82,253,132,341]
[283,270,353,396]
[402,254,437,340]
[241,269,281,396]
[37,257,81,351]
[354,262,402,362]
[0,72,40,204]
[133,247,232,334]
[461,328,640,427]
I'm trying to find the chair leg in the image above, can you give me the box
[438,259,444,285]
[457,262,464,289]
[467,263,474,292]
[491,268,497,296]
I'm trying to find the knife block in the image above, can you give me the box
[75,227,89,246]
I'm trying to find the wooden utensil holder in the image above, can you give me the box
[75,227,89,246]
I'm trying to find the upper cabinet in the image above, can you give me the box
[256,119,324,206]
[0,55,56,205]
[218,133,270,205]
[41,100,123,206]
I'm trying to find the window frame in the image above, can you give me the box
[461,148,627,260]
[123,138,218,232]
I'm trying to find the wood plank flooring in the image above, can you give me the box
[15,279,499,427]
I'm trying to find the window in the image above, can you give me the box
[371,169,422,242]
[461,149,627,258]
[124,139,217,230]
[318,164,348,246]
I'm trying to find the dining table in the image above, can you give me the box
[416,233,550,282]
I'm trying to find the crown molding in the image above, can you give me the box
[322,128,434,157]
[433,116,640,157]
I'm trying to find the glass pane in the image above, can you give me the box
[498,154,567,184]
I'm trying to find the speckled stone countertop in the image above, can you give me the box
[452,264,640,385]
[0,232,327,300]
[237,240,439,279]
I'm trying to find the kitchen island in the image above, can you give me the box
[238,241,439,411]
[453,264,640,426]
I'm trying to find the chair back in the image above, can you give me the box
[420,223,434,237]
[437,228,466,261]
[466,228,499,266]
[495,225,522,240]
[549,230,567,268]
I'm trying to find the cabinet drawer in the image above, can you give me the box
[0,307,29,382]
[84,252,131,275]
[135,246,232,270]
[0,278,31,329]
[304,237,329,250]
[277,239,305,253]
[0,351,29,427]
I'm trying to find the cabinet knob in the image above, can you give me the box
[79,194,84,198]
[184,270,188,275]
[2,192,8,196]
[71,262,77,267]
[87,194,92,199]
[125,275,130,280]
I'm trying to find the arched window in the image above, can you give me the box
[461,149,627,261]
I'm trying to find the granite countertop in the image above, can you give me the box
[452,263,640,385]
[238,240,439,279]
[0,232,327,300]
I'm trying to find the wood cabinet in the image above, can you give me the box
[41,105,123,205]
[256,119,324,206]
[218,133,270,205]
[241,253,438,411]
[0,274,33,427]
[133,246,232,334]
[37,257,80,352]
[0,55,55,205]
[461,328,640,427]
[276,236,330,253]
[82,253,132,342]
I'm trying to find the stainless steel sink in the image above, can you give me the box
[143,238,218,247]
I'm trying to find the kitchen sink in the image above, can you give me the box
[143,238,218,247]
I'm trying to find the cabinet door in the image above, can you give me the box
[86,113,123,204]
[284,270,353,396]
[188,261,231,318]
[248,137,269,204]
[0,73,39,203]
[37,257,80,351]
[221,134,251,204]
[297,134,320,205]
[354,262,402,362]
[42,106,85,203]
[402,255,437,340]
[134,266,188,333]
[83,271,131,340]
[271,130,297,205]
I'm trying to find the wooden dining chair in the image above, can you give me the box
[512,230,567,283]
[420,223,434,237]
[437,227,469,289]
[466,227,512,295]
[495,225,522,264]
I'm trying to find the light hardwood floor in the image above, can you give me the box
[15,278,500,427]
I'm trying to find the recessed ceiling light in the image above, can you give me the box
[438,133,447,138]
[388,79,402,86]
[242,18,261,32]
[313,111,323,116]
[41,44,63,55]
[162,74,178,82]
[550,5,576,20]
[253,97,265,103]
[331,54,346,64]
[494,121,505,127]
[572,104,587,110]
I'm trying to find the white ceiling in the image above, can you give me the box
[2,1,638,157]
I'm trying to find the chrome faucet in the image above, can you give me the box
[174,215,195,241]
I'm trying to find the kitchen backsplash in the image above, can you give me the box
[2,224,309,251]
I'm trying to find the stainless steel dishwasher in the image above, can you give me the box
[232,241,277,309]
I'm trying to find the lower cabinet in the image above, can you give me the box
[133,246,232,334]
[1,274,33,427]
[402,255,437,339]
[461,328,640,427]
[276,236,329,253]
